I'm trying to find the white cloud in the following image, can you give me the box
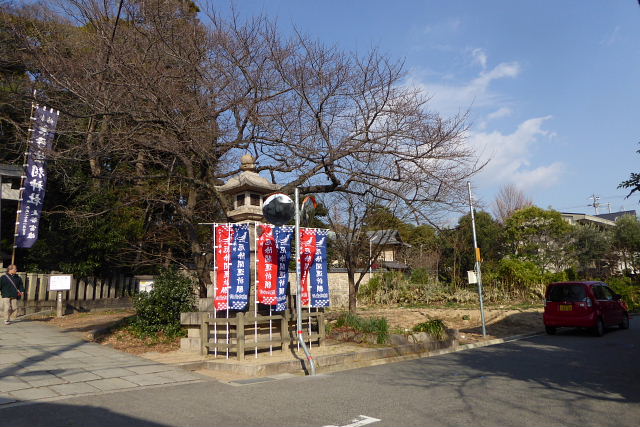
[600,25,620,46]
[405,51,560,192]
[423,18,462,35]
[471,116,563,190]
[487,107,512,120]
[471,48,488,69]
[406,61,521,116]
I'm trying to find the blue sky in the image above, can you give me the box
[209,0,640,217]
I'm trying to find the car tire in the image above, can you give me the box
[545,326,556,335]
[594,318,605,337]
[620,313,630,330]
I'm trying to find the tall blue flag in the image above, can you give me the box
[275,226,294,312]
[16,105,59,248]
[310,229,330,307]
[228,224,251,310]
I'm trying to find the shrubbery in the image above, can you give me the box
[607,277,640,312]
[412,319,448,340]
[130,268,196,338]
[333,312,390,344]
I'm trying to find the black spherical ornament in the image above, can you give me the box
[262,193,295,225]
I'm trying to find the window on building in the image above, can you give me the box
[236,194,245,207]
[250,193,261,206]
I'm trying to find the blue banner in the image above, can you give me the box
[16,105,59,248]
[228,224,251,310]
[275,226,294,312]
[310,229,330,307]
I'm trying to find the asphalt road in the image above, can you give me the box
[3,318,639,427]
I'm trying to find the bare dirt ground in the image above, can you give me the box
[357,306,545,344]
[35,310,179,354]
[39,306,545,356]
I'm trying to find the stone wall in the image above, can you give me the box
[206,271,355,309]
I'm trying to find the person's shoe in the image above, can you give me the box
[4,320,10,325]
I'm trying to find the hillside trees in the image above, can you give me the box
[613,214,640,273]
[503,206,572,273]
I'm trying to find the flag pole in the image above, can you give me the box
[254,222,258,359]
[226,223,230,360]
[213,224,218,358]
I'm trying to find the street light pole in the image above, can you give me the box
[294,188,316,375]
[467,181,487,337]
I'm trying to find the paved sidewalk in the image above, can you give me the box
[0,320,207,408]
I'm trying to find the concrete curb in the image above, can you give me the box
[173,332,545,378]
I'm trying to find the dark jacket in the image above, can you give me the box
[0,274,24,298]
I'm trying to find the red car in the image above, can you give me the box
[543,281,630,336]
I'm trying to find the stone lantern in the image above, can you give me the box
[215,154,281,223]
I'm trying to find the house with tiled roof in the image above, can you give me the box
[366,229,412,271]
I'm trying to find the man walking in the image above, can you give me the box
[1,265,24,325]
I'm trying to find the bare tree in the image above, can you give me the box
[322,189,407,313]
[6,1,479,295]
[492,183,533,223]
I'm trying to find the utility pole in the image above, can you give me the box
[589,194,601,215]
[467,182,487,337]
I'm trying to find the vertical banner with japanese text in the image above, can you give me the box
[214,225,232,310]
[274,226,293,311]
[257,225,294,311]
[214,224,251,311]
[16,105,59,248]
[257,224,277,305]
[310,229,330,307]
[299,228,317,307]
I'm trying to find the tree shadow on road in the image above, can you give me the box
[0,399,170,427]
[459,310,544,339]
[362,316,639,425]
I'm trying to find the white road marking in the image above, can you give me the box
[323,414,381,427]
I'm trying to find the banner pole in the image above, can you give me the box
[213,224,218,358]
[226,223,230,360]
[254,222,258,358]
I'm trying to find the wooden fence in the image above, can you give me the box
[0,270,138,316]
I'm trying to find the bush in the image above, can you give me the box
[131,268,197,338]
[410,268,431,284]
[607,277,640,312]
[334,312,390,344]
[496,258,543,285]
[412,319,448,340]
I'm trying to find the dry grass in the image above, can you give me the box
[39,310,181,354]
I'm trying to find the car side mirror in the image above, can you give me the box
[613,294,622,301]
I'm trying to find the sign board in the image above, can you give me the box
[49,274,72,291]
[139,280,154,293]
[467,270,477,284]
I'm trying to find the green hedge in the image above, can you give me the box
[130,268,197,338]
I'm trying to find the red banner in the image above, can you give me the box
[299,228,317,306]
[214,225,233,310]
[257,225,278,304]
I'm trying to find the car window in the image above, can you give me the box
[548,285,586,302]
[601,286,614,301]
[592,286,605,300]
